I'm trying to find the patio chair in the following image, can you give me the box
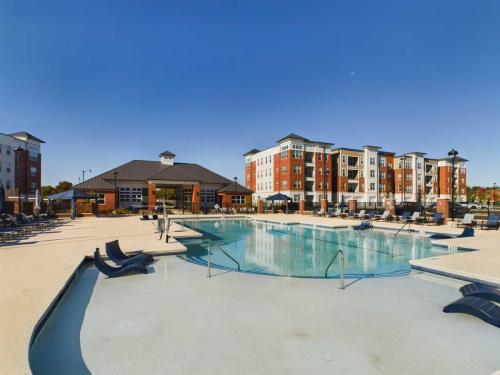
[354,210,366,219]
[105,240,154,266]
[406,212,420,223]
[480,215,499,230]
[374,210,390,221]
[457,213,476,228]
[460,283,500,303]
[94,248,148,278]
[367,210,376,220]
[141,214,150,220]
[397,211,411,222]
[429,228,474,240]
[328,208,341,217]
[345,209,356,219]
[313,208,325,217]
[426,212,443,225]
[443,296,500,328]
[353,220,372,230]
[152,214,158,220]
[326,207,334,217]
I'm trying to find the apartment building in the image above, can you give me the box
[245,134,468,205]
[244,134,334,204]
[0,131,44,198]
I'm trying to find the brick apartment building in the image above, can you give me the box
[0,131,44,200]
[244,134,467,206]
[74,150,252,213]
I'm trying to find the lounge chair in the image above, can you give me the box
[152,214,158,220]
[326,207,335,217]
[374,210,390,221]
[354,210,366,219]
[367,210,376,220]
[458,213,476,228]
[443,296,500,328]
[353,220,372,230]
[142,214,150,220]
[313,209,325,217]
[345,209,356,219]
[460,283,500,303]
[406,212,420,223]
[105,240,154,266]
[397,211,410,222]
[426,212,443,225]
[429,228,474,240]
[481,215,499,230]
[94,248,148,278]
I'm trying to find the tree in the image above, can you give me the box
[41,185,56,198]
[155,188,176,200]
[55,181,73,193]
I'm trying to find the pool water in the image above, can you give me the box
[178,219,466,278]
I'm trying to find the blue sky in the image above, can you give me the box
[1,0,499,186]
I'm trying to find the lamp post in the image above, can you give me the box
[112,171,118,209]
[233,176,238,210]
[14,147,24,214]
[493,182,497,207]
[82,169,91,182]
[448,149,458,221]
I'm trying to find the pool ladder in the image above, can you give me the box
[325,249,345,290]
[207,243,240,277]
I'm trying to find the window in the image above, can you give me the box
[370,157,375,165]
[318,181,323,189]
[293,164,301,174]
[417,162,422,169]
[405,185,412,193]
[6,162,11,173]
[398,185,402,192]
[342,169,346,177]
[405,161,411,169]
[119,187,144,203]
[318,153,323,161]
[292,150,303,159]
[282,180,287,188]
[370,170,375,178]
[231,196,245,204]
[379,157,386,166]
[417,174,421,181]
[293,194,300,202]
[398,174,402,180]
[380,184,385,192]
[31,182,37,193]
[294,179,301,189]
[406,174,411,181]
[380,171,386,179]
[31,167,37,177]
[318,167,323,176]
[370,183,375,191]
[97,194,105,205]
[6,180,11,189]
[342,155,346,164]
[29,151,38,161]
[281,145,288,159]
[6,145,11,155]
[282,165,287,174]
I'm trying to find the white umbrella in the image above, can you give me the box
[34,189,42,215]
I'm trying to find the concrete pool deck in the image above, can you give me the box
[1,213,499,374]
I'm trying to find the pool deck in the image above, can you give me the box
[1,213,499,374]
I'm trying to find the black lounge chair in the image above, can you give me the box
[481,215,499,230]
[152,214,158,220]
[353,220,372,230]
[443,296,500,328]
[460,283,500,303]
[142,214,150,220]
[105,240,154,266]
[94,248,148,278]
[429,228,474,240]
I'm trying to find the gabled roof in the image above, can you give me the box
[159,150,176,157]
[149,163,232,184]
[276,133,309,143]
[218,182,252,194]
[73,176,114,191]
[10,131,45,144]
[243,148,260,156]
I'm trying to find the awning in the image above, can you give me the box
[266,193,292,201]
[48,189,97,201]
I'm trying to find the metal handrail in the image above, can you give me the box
[207,243,241,277]
[394,221,410,237]
[325,249,345,290]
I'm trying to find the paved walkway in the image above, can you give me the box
[1,214,499,374]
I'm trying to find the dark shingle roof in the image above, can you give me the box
[242,148,260,156]
[149,163,231,184]
[159,150,176,157]
[218,183,252,194]
[73,177,114,191]
[10,131,45,144]
[276,133,309,143]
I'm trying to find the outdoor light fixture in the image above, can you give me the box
[112,171,118,209]
[447,149,459,221]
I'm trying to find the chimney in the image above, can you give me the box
[159,150,175,166]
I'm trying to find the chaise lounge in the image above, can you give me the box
[429,228,474,240]
[481,215,499,230]
[460,283,500,303]
[94,248,148,278]
[105,240,154,266]
[443,296,500,328]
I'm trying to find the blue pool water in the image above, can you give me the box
[178,219,467,278]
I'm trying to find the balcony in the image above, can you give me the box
[347,156,359,168]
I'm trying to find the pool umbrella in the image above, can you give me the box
[340,193,345,212]
[0,183,5,214]
[34,189,42,215]
[417,189,423,211]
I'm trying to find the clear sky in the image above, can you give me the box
[1,0,499,187]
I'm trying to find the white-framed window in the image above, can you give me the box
[370,170,375,178]
[342,168,346,177]
[318,167,323,176]
[293,179,301,189]
[97,194,105,205]
[282,180,287,188]
[417,162,422,169]
[293,194,300,202]
[379,157,386,166]
[31,182,37,193]
[31,167,37,177]
[380,171,386,179]
[292,150,303,159]
[380,184,385,192]
[370,183,375,191]
[282,165,287,174]
[342,155,346,164]
[405,185,412,193]
[370,157,375,165]
[406,174,411,181]
[293,164,301,174]
[417,174,421,181]
[231,195,245,204]
[280,145,288,159]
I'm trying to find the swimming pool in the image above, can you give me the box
[178,219,467,278]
